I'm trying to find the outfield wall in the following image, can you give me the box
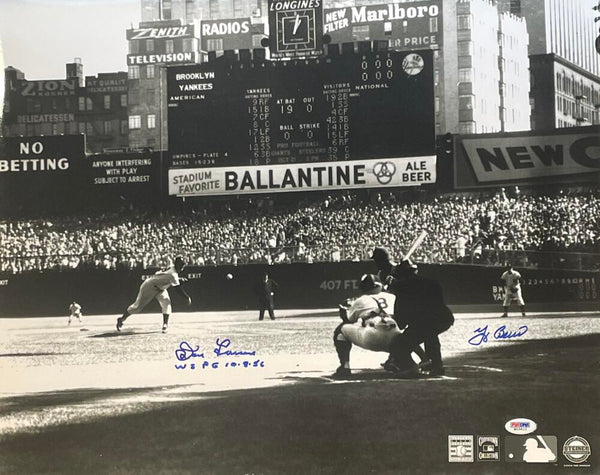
[0,263,598,317]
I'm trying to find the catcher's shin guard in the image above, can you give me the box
[333,325,351,364]
[334,340,352,365]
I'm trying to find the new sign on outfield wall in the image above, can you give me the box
[168,156,435,196]
[454,126,600,188]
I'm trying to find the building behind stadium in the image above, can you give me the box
[1,0,599,153]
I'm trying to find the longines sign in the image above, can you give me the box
[168,156,435,196]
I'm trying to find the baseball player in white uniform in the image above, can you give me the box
[501,264,526,317]
[331,274,428,379]
[68,301,83,326]
[116,256,192,333]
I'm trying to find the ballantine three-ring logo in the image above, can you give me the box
[372,161,396,184]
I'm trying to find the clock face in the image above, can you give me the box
[276,9,317,53]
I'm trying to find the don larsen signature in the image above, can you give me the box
[468,324,528,346]
[175,338,257,361]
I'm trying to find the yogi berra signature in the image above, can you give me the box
[468,324,528,346]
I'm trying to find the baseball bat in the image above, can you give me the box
[403,230,428,261]
[536,435,552,452]
[536,435,556,461]
[383,230,428,290]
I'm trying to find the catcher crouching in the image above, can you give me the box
[331,273,428,379]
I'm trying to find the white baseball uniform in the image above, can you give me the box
[127,266,181,315]
[501,269,525,306]
[340,291,402,352]
[68,302,82,324]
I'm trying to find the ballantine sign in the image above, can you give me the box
[461,129,600,183]
[168,157,435,196]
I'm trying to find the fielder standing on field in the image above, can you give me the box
[116,256,192,333]
[501,263,526,317]
[68,301,83,326]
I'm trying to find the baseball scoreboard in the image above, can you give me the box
[166,49,435,196]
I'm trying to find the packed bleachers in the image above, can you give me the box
[1,188,599,274]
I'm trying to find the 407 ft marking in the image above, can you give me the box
[320,279,358,291]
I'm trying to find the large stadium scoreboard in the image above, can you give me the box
[167,49,434,169]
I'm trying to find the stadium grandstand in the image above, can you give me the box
[2,186,598,274]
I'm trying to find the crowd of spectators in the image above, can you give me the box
[1,187,599,274]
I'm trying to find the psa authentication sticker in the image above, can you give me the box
[563,436,591,464]
[505,418,537,435]
[402,53,424,76]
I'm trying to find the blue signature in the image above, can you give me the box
[214,338,256,357]
[468,324,528,346]
[175,338,257,361]
[175,341,205,361]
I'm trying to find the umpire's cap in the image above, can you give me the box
[370,247,390,260]
[359,274,383,293]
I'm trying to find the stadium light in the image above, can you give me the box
[436,133,453,160]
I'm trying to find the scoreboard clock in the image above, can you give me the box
[268,0,323,59]
[277,9,317,51]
